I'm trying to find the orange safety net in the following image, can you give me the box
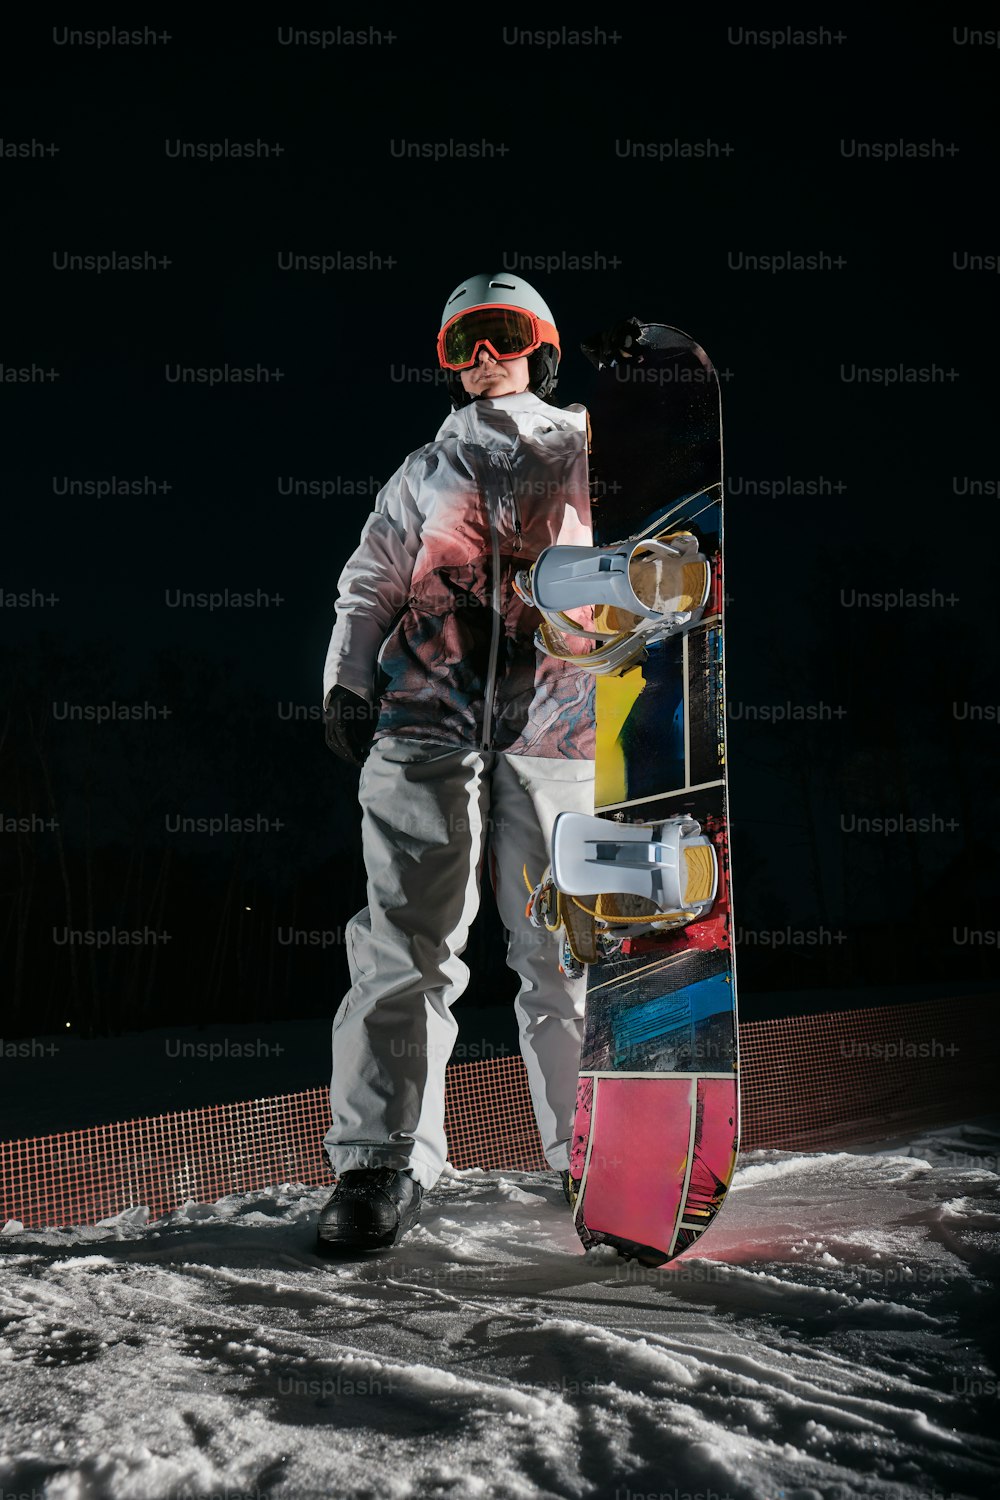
[2,997,994,1231]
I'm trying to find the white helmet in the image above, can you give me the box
[437,272,561,408]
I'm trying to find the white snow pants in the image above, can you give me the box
[324,735,596,1191]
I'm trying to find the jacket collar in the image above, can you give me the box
[434,392,585,445]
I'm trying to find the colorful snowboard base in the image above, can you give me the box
[570,1075,737,1265]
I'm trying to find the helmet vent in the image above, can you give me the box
[446,288,467,305]
[488,280,517,289]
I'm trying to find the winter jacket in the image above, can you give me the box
[323,391,596,759]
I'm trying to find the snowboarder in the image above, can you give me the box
[317,274,596,1251]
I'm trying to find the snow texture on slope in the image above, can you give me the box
[1,1122,999,1500]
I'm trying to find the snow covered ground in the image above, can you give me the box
[2,1122,999,1500]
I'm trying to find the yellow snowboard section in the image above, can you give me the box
[595,661,646,807]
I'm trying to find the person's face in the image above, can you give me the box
[459,346,530,399]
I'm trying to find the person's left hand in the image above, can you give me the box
[323,685,379,767]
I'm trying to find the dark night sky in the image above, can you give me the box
[2,19,999,1063]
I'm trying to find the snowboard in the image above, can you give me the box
[524,323,737,1267]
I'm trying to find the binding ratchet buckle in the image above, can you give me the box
[513,531,712,676]
[524,812,719,977]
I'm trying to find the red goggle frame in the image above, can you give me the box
[437,303,560,370]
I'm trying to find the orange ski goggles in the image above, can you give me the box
[437,304,560,370]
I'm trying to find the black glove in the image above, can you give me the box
[580,317,648,370]
[323,685,379,767]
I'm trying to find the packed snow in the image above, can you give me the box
[2,1122,999,1500]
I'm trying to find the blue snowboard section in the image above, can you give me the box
[598,969,735,1074]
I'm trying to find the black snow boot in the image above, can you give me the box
[561,1169,573,1205]
[315,1167,424,1254]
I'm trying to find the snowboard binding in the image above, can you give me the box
[513,529,712,676]
[525,811,719,976]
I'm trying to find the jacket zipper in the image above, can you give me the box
[507,466,522,553]
[481,450,521,752]
[481,451,503,751]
